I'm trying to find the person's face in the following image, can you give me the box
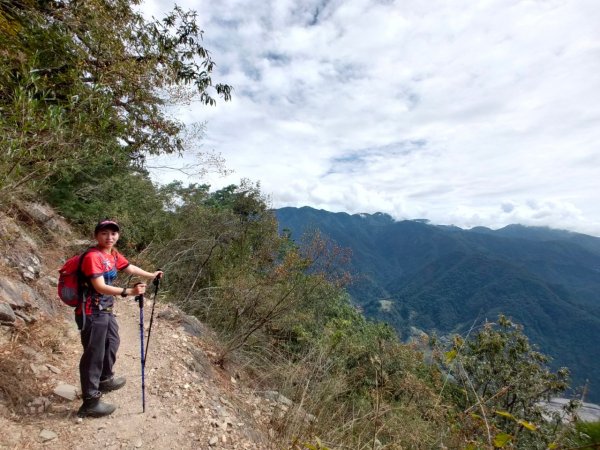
[95,229,119,250]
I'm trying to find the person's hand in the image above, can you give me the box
[132,283,146,295]
[153,270,164,279]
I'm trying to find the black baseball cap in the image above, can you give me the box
[94,219,120,234]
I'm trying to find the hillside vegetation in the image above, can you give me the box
[276,207,600,403]
[0,1,595,448]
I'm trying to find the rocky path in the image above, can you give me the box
[0,298,277,449]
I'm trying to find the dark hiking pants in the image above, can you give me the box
[79,312,120,399]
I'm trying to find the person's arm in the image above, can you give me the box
[123,265,163,279]
[90,276,146,297]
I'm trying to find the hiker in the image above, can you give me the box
[77,219,163,418]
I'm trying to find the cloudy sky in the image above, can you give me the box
[144,0,600,236]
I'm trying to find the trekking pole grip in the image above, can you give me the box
[134,282,144,308]
[153,269,162,287]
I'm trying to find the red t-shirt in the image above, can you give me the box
[76,248,129,315]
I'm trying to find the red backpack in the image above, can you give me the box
[57,248,96,307]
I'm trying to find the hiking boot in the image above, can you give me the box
[77,397,116,418]
[99,376,126,393]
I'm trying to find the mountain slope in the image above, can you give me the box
[275,206,600,401]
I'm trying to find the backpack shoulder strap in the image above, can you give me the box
[76,247,97,328]
[77,247,97,279]
[76,247,99,302]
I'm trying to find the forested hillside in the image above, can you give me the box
[1,1,597,448]
[276,206,600,402]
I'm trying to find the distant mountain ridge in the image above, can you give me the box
[275,206,600,402]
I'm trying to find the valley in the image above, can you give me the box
[276,206,600,403]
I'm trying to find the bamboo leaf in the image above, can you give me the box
[493,433,512,448]
[495,410,516,420]
[517,419,537,431]
[445,349,458,363]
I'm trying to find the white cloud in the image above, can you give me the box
[144,0,600,236]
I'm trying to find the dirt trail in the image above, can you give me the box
[0,298,275,449]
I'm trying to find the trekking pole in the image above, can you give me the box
[135,284,146,413]
[143,272,161,364]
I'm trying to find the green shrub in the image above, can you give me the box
[575,421,600,448]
